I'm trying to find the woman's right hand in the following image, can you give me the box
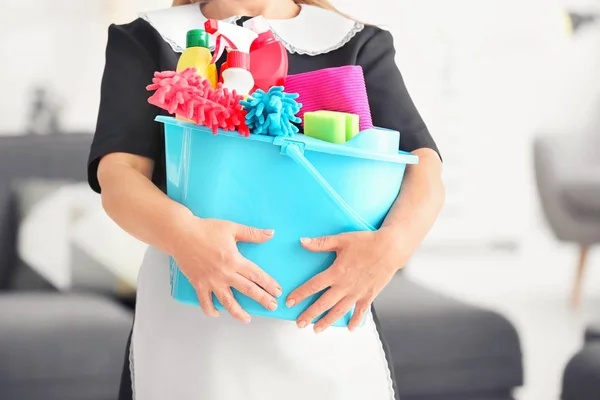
[171,217,281,323]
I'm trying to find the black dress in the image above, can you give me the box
[88,4,438,400]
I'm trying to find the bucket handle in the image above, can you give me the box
[281,141,375,232]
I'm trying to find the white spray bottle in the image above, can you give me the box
[204,19,258,64]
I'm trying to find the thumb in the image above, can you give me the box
[300,235,342,252]
[234,224,274,243]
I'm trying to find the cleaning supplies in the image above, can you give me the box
[204,19,258,66]
[304,111,348,144]
[241,86,302,137]
[158,113,418,326]
[344,128,400,154]
[177,29,218,88]
[285,66,374,131]
[221,50,254,97]
[339,112,360,141]
[147,68,250,136]
[244,16,289,92]
[305,111,360,143]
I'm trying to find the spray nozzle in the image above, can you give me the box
[205,20,239,64]
[242,15,272,34]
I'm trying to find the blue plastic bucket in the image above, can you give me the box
[158,116,418,326]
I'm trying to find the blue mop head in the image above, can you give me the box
[240,86,302,137]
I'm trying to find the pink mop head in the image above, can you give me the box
[146,68,249,136]
[284,65,373,131]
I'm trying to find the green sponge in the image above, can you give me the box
[304,111,360,144]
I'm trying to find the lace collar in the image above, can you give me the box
[140,3,364,56]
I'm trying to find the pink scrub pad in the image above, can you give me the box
[146,68,250,136]
[284,66,373,131]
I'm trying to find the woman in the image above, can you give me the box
[89,0,444,399]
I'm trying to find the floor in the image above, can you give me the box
[407,227,600,400]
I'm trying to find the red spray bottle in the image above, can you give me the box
[243,16,289,92]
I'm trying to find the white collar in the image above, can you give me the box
[140,4,364,56]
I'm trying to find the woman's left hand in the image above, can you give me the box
[286,228,406,333]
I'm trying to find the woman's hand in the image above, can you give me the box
[172,217,282,323]
[286,228,405,333]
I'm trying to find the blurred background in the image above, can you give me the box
[1,0,599,399]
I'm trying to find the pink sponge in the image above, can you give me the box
[146,68,249,136]
[284,66,373,131]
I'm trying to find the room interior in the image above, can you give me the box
[0,1,598,399]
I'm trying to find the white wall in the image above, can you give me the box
[0,0,170,134]
[337,0,578,249]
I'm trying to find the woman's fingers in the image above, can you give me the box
[300,234,345,253]
[238,261,282,298]
[214,287,251,323]
[296,288,344,329]
[231,274,278,312]
[314,297,356,333]
[234,224,275,244]
[347,299,371,332]
[195,287,219,318]
[286,270,332,307]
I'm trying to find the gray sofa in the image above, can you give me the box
[0,134,133,400]
[0,133,523,400]
[376,277,523,400]
[562,322,600,400]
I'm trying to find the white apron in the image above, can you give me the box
[130,247,395,400]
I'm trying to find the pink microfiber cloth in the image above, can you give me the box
[284,66,373,131]
[147,68,249,136]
